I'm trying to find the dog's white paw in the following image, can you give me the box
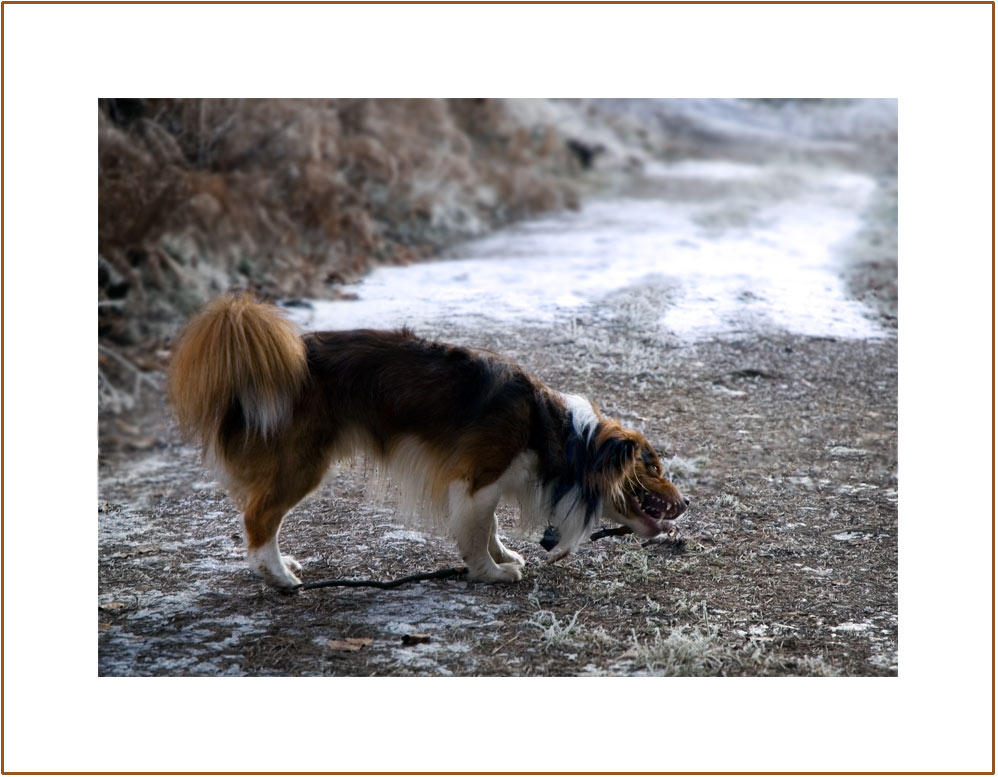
[467,561,523,584]
[248,544,302,590]
[489,532,526,568]
[491,545,525,568]
[256,564,302,590]
[282,555,303,573]
[500,548,526,568]
[494,561,524,582]
[256,563,302,590]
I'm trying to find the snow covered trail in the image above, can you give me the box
[286,160,886,343]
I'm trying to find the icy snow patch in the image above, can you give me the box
[831,621,874,633]
[355,588,510,675]
[383,529,428,544]
[288,163,885,343]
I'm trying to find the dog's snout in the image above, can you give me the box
[664,494,689,521]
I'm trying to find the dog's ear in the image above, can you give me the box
[592,432,638,476]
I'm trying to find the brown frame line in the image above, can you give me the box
[1,1,990,775]
[0,1,994,5]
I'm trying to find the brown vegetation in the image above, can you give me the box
[98,99,588,352]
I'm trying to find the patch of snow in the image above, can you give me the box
[382,529,428,544]
[868,651,899,670]
[286,164,886,344]
[711,385,746,398]
[831,621,874,632]
[835,483,876,495]
[351,589,510,675]
[191,480,221,491]
[643,159,767,181]
[828,446,870,458]
[832,531,869,542]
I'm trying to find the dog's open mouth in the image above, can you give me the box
[627,489,686,537]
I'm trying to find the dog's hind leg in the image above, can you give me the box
[244,496,304,590]
[241,456,329,589]
[449,482,523,583]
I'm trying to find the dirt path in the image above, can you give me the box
[98,160,897,676]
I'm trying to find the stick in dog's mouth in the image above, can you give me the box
[543,503,687,561]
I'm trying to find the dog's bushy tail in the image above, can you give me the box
[168,294,307,450]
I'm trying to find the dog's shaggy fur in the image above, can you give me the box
[168,294,688,589]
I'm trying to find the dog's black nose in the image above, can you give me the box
[683,497,690,507]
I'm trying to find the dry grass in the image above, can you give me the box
[98,99,588,353]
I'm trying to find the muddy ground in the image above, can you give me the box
[98,250,897,676]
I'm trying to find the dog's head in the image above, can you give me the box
[592,422,689,538]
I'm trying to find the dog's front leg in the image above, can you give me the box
[488,514,526,569]
[448,482,523,583]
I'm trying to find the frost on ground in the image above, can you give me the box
[99,332,897,676]
[99,142,897,677]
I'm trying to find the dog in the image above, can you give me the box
[168,294,689,589]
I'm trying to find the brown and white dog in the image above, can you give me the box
[168,294,689,589]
